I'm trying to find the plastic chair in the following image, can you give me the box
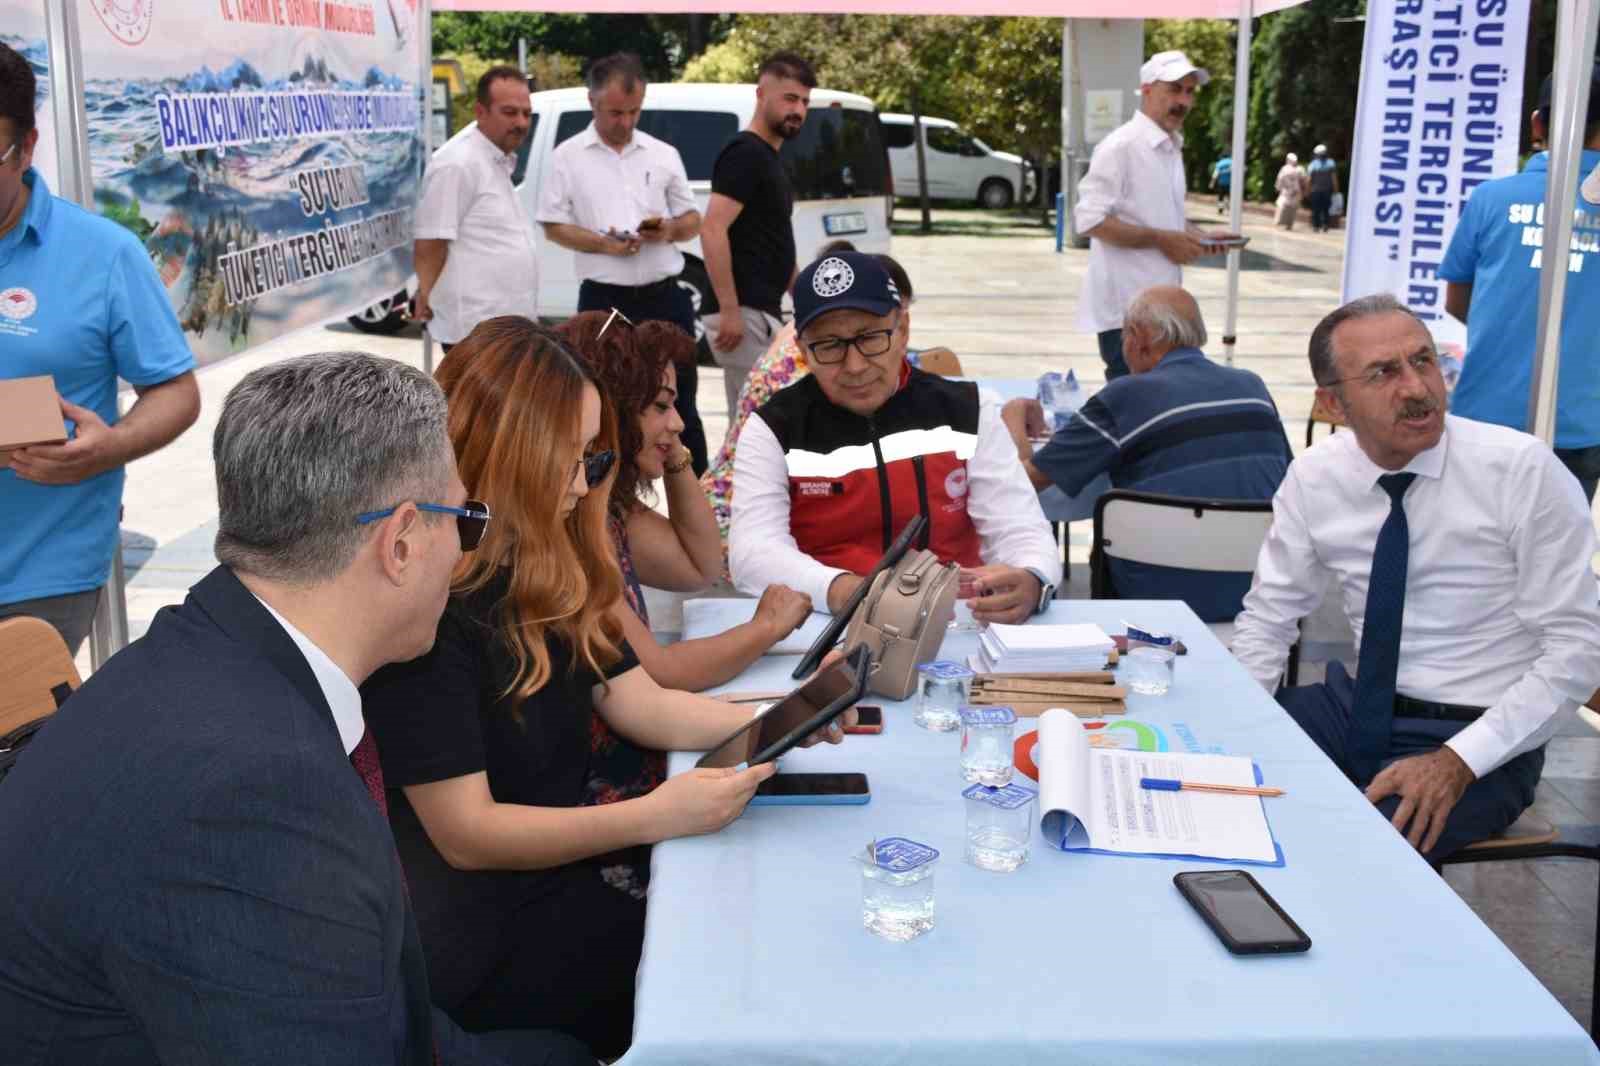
[0,616,80,737]
[1305,391,1344,448]
[914,348,963,377]
[1090,489,1298,686]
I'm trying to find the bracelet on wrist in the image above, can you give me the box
[663,447,693,474]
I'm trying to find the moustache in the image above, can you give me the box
[1396,398,1439,421]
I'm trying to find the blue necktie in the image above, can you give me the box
[1349,472,1417,783]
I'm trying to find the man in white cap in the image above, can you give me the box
[1074,50,1233,380]
[1306,143,1340,232]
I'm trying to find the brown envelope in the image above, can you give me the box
[0,376,67,466]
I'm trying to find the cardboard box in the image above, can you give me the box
[0,376,68,466]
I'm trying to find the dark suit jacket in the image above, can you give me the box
[0,567,435,1065]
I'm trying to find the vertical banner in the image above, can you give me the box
[73,0,424,365]
[1342,0,1529,348]
[1,1,58,190]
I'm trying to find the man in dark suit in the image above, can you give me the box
[0,352,588,1065]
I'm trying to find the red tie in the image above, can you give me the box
[349,727,388,817]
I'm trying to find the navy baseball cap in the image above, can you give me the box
[792,252,901,333]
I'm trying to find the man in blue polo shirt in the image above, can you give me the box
[1001,285,1293,620]
[0,43,198,654]
[1440,65,1600,502]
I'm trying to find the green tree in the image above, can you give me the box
[432,13,732,79]
[947,17,1063,208]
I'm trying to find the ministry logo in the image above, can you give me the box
[92,0,153,46]
[812,257,854,298]
[0,287,38,322]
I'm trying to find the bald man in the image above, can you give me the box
[1001,286,1293,620]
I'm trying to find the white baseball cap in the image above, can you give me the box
[1140,50,1210,87]
[1286,152,1299,164]
[1313,144,1328,155]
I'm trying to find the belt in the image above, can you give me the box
[582,276,676,294]
[1392,694,1485,723]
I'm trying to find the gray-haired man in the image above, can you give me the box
[0,352,588,1066]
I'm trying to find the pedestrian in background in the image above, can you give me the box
[1307,144,1340,232]
[1274,152,1308,230]
[1210,152,1232,213]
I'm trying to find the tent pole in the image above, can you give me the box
[420,0,436,375]
[1528,0,1599,444]
[1223,0,1252,368]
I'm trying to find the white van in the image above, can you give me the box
[879,113,1033,210]
[349,83,893,333]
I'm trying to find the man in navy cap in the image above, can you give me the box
[728,251,1060,625]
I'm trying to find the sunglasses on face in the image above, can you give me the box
[580,449,616,488]
[355,499,492,551]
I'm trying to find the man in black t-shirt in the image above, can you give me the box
[700,51,813,420]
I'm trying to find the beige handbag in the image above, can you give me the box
[843,548,960,700]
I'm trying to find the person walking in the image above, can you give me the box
[1306,144,1340,232]
[1274,152,1308,230]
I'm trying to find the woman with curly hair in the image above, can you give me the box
[359,317,839,1059]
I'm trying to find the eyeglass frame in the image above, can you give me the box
[1317,348,1441,391]
[578,448,616,488]
[355,499,492,551]
[0,141,17,167]
[800,311,902,366]
[597,306,634,339]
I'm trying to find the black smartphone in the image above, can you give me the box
[748,772,870,806]
[842,706,882,734]
[1173,870,1311,955]
[696,644,871,769]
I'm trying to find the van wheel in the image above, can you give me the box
[978,178,1014,210]
[347,290,408,334]
[675,257,720,367]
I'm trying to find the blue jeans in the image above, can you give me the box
[1097,328,1129,380]
[1275,662,1544,861]
[1555,443,1600,503]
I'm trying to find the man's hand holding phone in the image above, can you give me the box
[637,216,670,244]
[605,227,642,256]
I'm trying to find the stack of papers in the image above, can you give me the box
[975,622,1114,673]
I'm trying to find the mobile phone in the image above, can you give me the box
[748,772,870,806]
[1173,870,1311,955]
[1211,235,1250,249]
[842,706,882,734]
[638,216,663,231]
[697,643,871,769]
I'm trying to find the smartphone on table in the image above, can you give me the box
[1174,870,1311,955]
[749,772,870,806]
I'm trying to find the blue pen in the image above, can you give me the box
[1140,777,1284,797]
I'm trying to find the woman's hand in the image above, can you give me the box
[753,584,813,639]
[647,763,777,839]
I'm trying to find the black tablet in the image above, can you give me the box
[698,643,872,769]
[791,515,926,681]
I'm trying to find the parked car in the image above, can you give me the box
[879,113,1033,210]
[348,83,893,334]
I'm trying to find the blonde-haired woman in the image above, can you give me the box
[360,317,832,1059]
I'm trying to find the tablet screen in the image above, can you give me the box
[698,655,860,769]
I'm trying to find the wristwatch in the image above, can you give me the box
[663,446,693,475]
[1024,567,1057,615]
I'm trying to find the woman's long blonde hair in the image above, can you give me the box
[434,316,625,701]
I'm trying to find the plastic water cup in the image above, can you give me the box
[959,705,1016,786]
[1125,646,1176,695]
[856,838,938,941]
[916,661,973,732]
[963,783,1035,872]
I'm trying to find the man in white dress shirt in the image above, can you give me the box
[1074,50,1231,380]
[412,66,539,352]
[1233,294,1600,860]
[538,52,708,471]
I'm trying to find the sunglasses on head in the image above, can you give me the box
[355,499,492,551]
[597,307,634,339]
[581,449,616,488]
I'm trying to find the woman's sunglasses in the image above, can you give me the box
[581,449,616,488]
[355,499,492,551]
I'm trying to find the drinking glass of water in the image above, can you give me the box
[856,838,939,941]
[963,783,1036,872]
[1125,646,1176,695]
[959,705,1016,786]
[916,661,973,732]
[949,569,980,632]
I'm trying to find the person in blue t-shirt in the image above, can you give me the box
[0,43,198,654]
[1440,65,1600,502]
[1000,285,1293,621]
[1305,145,1340,232]
[1210,154,1232,212]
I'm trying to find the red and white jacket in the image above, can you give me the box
[729,366,1060,609]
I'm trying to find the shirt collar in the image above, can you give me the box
[581,121,640,155]
[471,127,517,171]
[4,168,52,247]
[1152,345,1206,369]
[1133,109,1182,151]
[1347,418,1449,489]
[252,594,365,756]
[1523,148,1600,175]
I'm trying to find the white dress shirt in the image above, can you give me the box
[729,401,1062,610]
[414,128,539,344]
[536,124,698,286]
[1073,110,1188,334]
[254,595,365,756]
[1232,415,1600,778]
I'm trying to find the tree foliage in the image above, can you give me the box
[432,13,733,79]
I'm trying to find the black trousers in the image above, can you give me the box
[1308,189,1334,231]
[578,278,708,475]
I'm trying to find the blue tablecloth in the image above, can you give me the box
[976,377,1108,524]
[623,599,1599,1066]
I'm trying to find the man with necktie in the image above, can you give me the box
[1232,294,1600,861]
[0,353,587,1066]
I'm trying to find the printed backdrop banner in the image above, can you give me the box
[2,1,59,191]
[73,0,424,365]
[1342,0,1530,350]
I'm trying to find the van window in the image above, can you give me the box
[550,108,740,182]
[926,126,965,155]
[510,115,539,186]
[782,107,889,201]
[881,121,914,150]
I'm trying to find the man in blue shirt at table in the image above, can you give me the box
[999,286,1292,621]
[1439,64,1600,502]
[0,43,199,655]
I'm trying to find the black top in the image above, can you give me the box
[361,572,639,1003]
[711,131,795,317]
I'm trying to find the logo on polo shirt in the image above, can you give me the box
[812,257,854,298]
[944,467,969,500]
[91,0,153,45]
[0,287,37,322]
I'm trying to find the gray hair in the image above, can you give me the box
[587,52,646,95]
[1125,292,1208,350]
[213,352,453,584]
[1308,293,1426,386]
